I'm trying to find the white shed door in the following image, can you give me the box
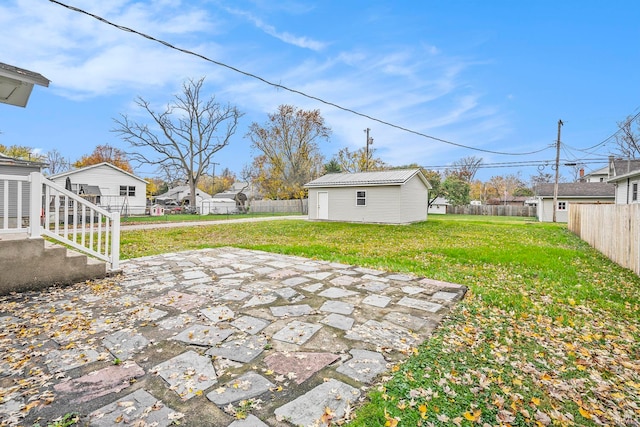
[317,191,329,219]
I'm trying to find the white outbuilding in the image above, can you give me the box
[305,169,431,224]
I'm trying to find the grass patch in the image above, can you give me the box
[119,212,300,223]
[120,216,640,425]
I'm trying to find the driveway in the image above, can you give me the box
[0,247,465,426]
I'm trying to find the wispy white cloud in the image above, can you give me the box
[224,7,327,51]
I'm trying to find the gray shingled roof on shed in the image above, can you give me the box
[535,182,615,198]
[305,169,430,188]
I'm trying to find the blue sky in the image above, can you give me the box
[1,0,639,182]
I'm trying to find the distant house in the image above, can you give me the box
[212,191,248,212]
[155,185,211,206]
[49,163,147,215]
[305,169,431,224]
[428,197,448,215]
[582,156,640,183]
[535,182,615,222]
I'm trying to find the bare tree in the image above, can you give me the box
[113,77,243,207]
[447,155,483,182]
[613,115,640,159]
[44,149,70,175]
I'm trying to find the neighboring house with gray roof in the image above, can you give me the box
[49,163,147,215]
[305,169,431,224]
[0,62,50,107]
[535,182,615,222]
[607,169,640,205]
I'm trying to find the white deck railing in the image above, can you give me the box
[0,172,120,270]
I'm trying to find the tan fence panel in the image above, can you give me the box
[250,199,308,214]
[446,205,537,217]
[568,204,640,275]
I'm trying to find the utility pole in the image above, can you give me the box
[364,128,373,171]
[211,162,219,195]
[552,119,563,223]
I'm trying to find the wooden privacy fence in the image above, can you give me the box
[250,199,308,214]
[568,204,640,275]
[446,204,537,217]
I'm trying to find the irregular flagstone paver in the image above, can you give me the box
[157,313,197,330]
[221,289,251,301]
[397,296,443,313]
[274,379,360,426]
[54,362,145,403]
[102,329,150,360]
[320,313,355,331]
[401,285,425,295]
[243,294,278,308]
[172,324,234,346]
[432,290,460,301]
[274,287,299,299]
[201,305,235,323]
[150,290,203,311]
[206,371,274,406]
[89,389,181,427]
[384,312,431,331]
[2,246,465,426]
[231,315,270,335]
[205,335,267,363]
[273,320,322,345]
[362,294,391,308]
[228,414,269,427]
[336,349,387,384]
[357,281,389,292]
[123,305,168,322]
[46,348,103,372]
[264,352,340,384]
[270,304,313,317]
[319,300,354,315]
[152,350,217,400]
[345,320,418,350]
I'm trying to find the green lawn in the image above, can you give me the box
[121,216,640,426]
[120,211,301,223]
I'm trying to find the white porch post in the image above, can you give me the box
[29,172,42,238]
[110,212,120,270]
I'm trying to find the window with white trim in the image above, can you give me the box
[120,185,136,197]
[356,190,366,206]
[557,201,567,211]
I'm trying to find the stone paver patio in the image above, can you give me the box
[0,247,466,426]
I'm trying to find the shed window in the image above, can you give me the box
[633,183,638,202]
[356,190,366,206]
[557,201,567,211]
[120,186,136,197]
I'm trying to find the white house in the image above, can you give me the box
[49,163,148,215]
[155,185,211,206]
[607,169,640,204]
[305,169,431,224]
[428,197,448,215]
[535,182,615,222]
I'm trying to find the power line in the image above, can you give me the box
[49,0,552,157]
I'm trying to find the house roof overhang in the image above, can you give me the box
[0,62,50,107]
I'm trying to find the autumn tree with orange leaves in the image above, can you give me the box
[73,144,133,173]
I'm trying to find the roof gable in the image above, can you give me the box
[536,182,615,198]
[49,162,147,183]
[305,169,431,189]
